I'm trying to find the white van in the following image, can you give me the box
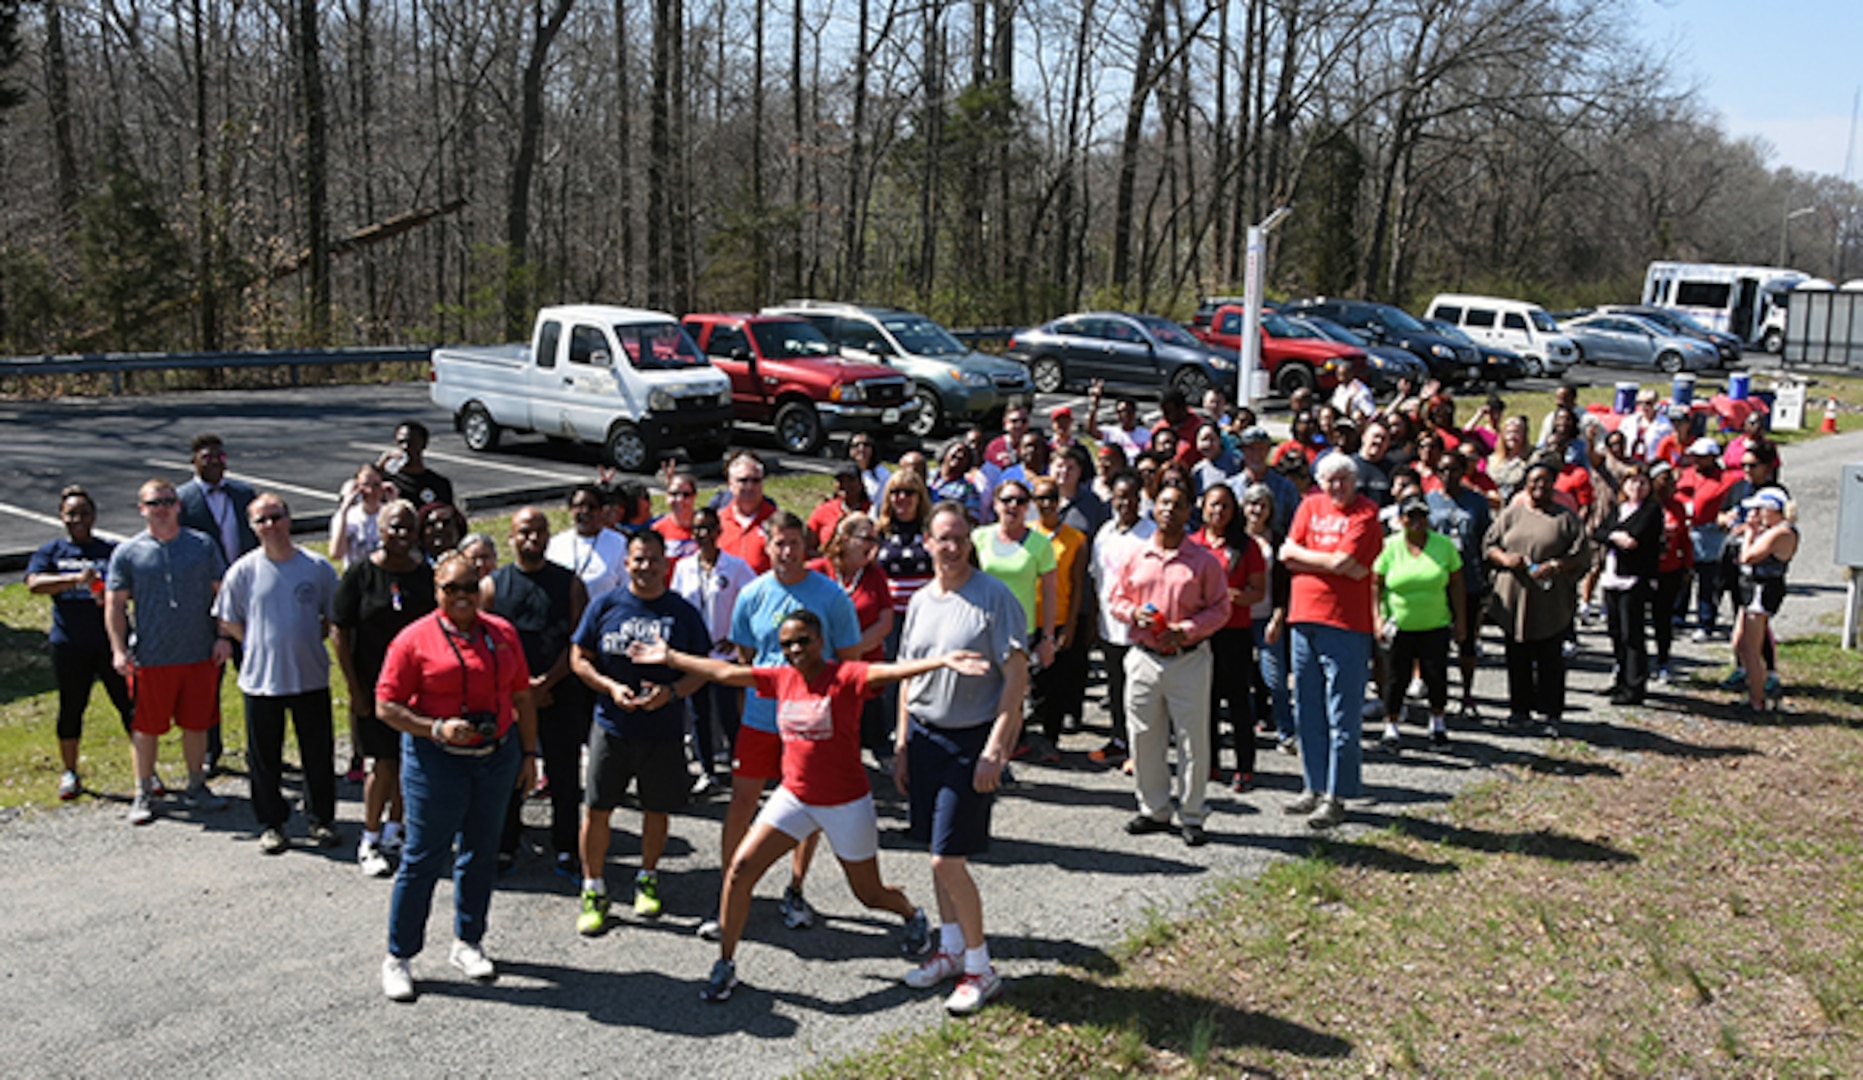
[1424,294,1576,378]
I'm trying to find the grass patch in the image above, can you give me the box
[812,634,1863,1076]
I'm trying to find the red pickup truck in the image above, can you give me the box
[1189,303,1365,397]
[681,313,917,455]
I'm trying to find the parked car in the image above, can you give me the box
[1421,293,1577,378]
[1289,316,1430,395]
[1004,311,1237,402]
[1280,297,1483,385]
[1188,303,1366,397]
[1557,312,1720,373]
[432,304,734,472]
[680,313,914,455]
[762,300,1032,438]
[1189,295,1278,330]
[1597,305,1742,368]
[1419,317,1531,387]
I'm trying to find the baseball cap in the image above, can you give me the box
[1399,495,1430,517]
[1239,426,1273,446]
[1050,404,1073,421]
[1688,437,1720,457]
[1741,487,1787,512]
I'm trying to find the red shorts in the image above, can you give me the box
[129,660,222,736]
[731,726,783,782]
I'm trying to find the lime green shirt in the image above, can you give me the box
[975,524,1057,635]
[1374,531,1462,632]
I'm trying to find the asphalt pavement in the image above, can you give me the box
[1,379,1858,1077]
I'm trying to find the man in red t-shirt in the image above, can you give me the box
[1279,453,1381,831]
[628,611,987,1004]
[716,452,778,574]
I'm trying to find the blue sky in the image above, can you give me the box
[1640,0,1862,179]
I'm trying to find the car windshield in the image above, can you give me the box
[1424,319,1474,344]
[749,321,837,359]
[1302,317,1367,346]
[615,323,709,370]
[1379,306,1428,333]
[1666,310,1713,334]
[1134,315,1200,348]
[1261,312,1317,339]
[880,315,968,357]
[1529,310,1558,332]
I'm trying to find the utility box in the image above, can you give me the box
[1841,464,1863,568]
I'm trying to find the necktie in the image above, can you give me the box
[209,487,239,562]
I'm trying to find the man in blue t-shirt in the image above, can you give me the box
[709,511,861,937]
[570,530,709,934]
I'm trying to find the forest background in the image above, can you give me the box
[0,0,1858,356]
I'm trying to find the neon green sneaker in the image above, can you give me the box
[576,889,610,936]
[633,871,663,919]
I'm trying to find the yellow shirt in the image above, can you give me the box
[1035,521,1087,630]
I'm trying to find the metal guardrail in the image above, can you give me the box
[0,346,433,393]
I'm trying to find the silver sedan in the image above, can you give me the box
[1557,313,1720,373]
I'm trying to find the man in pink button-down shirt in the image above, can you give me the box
[1107,482,1231,846]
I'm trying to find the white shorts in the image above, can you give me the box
[755,787,880,863]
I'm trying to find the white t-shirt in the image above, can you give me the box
[671,549,759,659]
[1098,423,1151,460]
[329,503,380,571]
[545,529,627,602]
[1089,517,1156,644]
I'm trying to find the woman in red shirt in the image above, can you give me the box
[629,611,985,1003]
[808,512,894,759]
[1189,484,1266,790]
[1649,463,1693,684]
[1279,453,1382,830]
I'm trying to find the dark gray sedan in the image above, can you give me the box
[1558,313,1720,373]
[1005,311,1237,401]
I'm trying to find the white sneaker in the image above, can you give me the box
[1561,641,1578,661]
[1406,676,1426,700]
[903,951,963,989]
[944,968,1003,1015]
[381,956,416,1001]
[449,940,496,981]
[380,828,405,855]
[359,842,392,878]
[1690,627,1709,644]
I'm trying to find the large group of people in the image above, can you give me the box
[27,376,1802,1012]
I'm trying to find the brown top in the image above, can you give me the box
[1484,500,1590,642]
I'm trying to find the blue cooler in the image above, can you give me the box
[1613,382,1639,414]
[1671,372,1696,407]
[1728,371,1752,399]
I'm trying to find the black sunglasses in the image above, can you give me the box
[441,579,482,595]
[999,495,1030,506]
[251,513,287,526]
[779,635,814,650]
[141,496,180,508]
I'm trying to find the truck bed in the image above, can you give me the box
[433,343,530,366]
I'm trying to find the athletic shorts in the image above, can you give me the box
[355,709,402,761]
[756,786,879,863]
[585,727,689,813]
[905,717,994,857]
[1738,577,1786,616]
[731,725,783,782]
[130,660,221,736]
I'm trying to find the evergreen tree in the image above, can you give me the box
[77,145,190,349]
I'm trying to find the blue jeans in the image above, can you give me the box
[1252,617,1291,739]
[389,733,521,959]
[1290,623,1372,799]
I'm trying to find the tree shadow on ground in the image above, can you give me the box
[1011,971,1353,1063]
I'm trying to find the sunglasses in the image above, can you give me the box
[250,513,287,526]
[998,495,1030,506]
[779,635,813,650]
[667,490,696,499]
[141,496,180,508]
[1033,493,1058,502]
[440,579,482,595]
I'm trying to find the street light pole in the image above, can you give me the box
[1779,204,1814,267]
[1237,206,1291,410]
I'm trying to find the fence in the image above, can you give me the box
[0,346,434,395]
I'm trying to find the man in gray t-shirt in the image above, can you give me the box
[106,479,232,825]
[893,501,1029,1015]
[214,494,341,851]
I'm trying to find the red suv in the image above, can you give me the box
[681,313,916,455]
[1189,303,1366,397]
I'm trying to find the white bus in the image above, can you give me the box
[1641,262,1808,348]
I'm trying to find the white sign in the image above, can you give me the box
[1773,381,1807,430]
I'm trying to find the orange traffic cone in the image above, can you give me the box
[1823,398,1839,434]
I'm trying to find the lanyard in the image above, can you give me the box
[437,613,499,716]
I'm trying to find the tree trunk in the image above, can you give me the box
[42,0,80,237]
[1110,0,1167,301]
[295,0,331,344]
[508,0,575,338]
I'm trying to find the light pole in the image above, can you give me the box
[1779,204,1814,267]
[1237,206,1291,410]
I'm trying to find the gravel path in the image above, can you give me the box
[4,430,1856,1079]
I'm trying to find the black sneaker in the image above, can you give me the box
[1181,822,1209,847]
[700,958,738,1003]
[1124,814,1173,836]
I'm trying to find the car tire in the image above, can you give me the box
[1523,355,1544,379]
[460,402,501,452]
[774,401,827,456]
[1657,351,1683,374]
[1030,356,1066,395]
[1171,366,1212,402]
[1272,361,1317,399]
[1761,328,1784,354]
[603,422,652,473]
[905,385,942,438]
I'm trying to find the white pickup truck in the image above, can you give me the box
[430,304,735,472]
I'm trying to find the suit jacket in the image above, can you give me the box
[177,476,259,561]
[1593,498,1663,582]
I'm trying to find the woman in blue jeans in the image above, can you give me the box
[373,549,539,1002]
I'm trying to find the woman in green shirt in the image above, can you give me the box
[973,477,1058,673]
[1373,496,1466,752]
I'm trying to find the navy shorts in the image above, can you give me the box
[905,717,995,857]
